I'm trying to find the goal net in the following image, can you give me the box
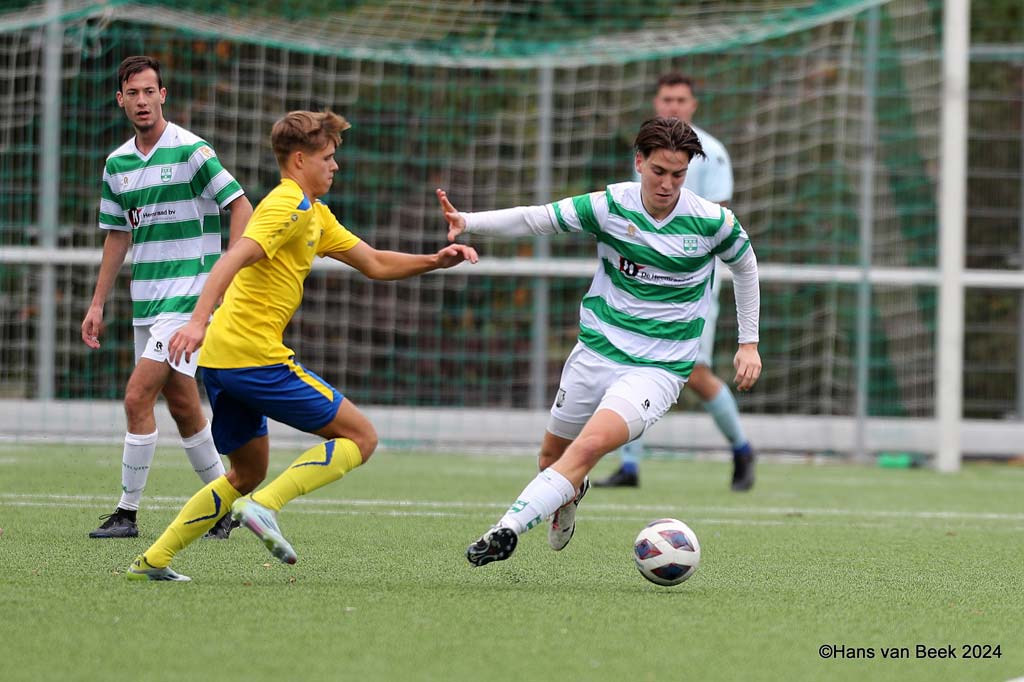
[2,0,1006,456]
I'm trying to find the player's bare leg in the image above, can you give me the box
[234,400,376,564]
[90,359,169,539]
[162,371,232,537]
[467,410,629,565]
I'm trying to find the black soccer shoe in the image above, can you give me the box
[89,510,139,538]
[731,450,756,492]
[203,513,238,540]
[592,466,639,488]
[466,526,518,567]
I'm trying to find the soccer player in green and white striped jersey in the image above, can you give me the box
[438,117,762,567]
[81,56,253,540]
[598,72,757,492]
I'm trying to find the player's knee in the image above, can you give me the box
[123,389,156,423]
[568,433,609,465]
[538,441,566,469]
[227,464,266,495]
[687,365,721,400]
[354,427,378,463]
[165,396,200,425]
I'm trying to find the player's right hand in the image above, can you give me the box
[436,188,466,242]
[168,319,207,366]
[81,307,103,349]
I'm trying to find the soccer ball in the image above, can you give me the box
[633,518,701,586]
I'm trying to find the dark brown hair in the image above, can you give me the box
[634,117,705,161]
[656,72,696,97]
[271,110,351,167]
[117,56,163,92]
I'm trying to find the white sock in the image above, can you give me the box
[117,430,159,511]
[498,468,576,535]
[181,421,225,484]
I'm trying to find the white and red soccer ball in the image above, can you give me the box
[633,518,701,586]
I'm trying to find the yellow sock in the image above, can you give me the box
[252,438,363,512]
[144,475,242,568]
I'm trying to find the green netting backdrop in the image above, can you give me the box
[0,0,1022,422]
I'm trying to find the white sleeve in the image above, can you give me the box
[723,247,759,344]
[463,204,559,237]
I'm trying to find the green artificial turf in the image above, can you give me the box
[1,445,1022,682]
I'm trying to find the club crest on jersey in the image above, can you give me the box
[160,166,172,182]
[683,235,698,255]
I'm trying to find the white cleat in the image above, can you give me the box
[548,477,590,551]
[232,497,298,565]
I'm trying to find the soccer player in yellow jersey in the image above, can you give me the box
[126,110,478,581]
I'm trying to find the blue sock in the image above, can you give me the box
[702,385,750,456]
[619,438,643,474]
[732,442,753,459]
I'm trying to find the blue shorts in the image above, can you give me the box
[202,358,343,455]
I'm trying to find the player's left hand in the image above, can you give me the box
[733,343,761,392]
[434,243,479,269]
[436,189,467,242]
[168,319,207,366]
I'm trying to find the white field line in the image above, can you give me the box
[1,492,1022,524]
[4,452,1024,491]
[5,500,1024,532]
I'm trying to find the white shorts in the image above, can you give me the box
[696,266,722,367]
[547,343,685,442]
[134,318,198,377]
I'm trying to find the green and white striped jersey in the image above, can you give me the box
[99,122,244,326]
[548,182,751,379]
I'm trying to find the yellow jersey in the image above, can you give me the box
[200,178,360,368]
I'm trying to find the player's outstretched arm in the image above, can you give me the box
[168,237,266,365]
[82,229,132,349]
[436,187,561,239]
[328,241,479,281]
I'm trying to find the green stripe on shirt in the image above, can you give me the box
[578,324,695,378]
[606,192,723,237]
[131,255,219,281]
[572,194,601,234]
[601,259,707,303]
[132,294,200,319]
[106,142,208,174]
[596,231,711,273]
[581,296,704,341]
